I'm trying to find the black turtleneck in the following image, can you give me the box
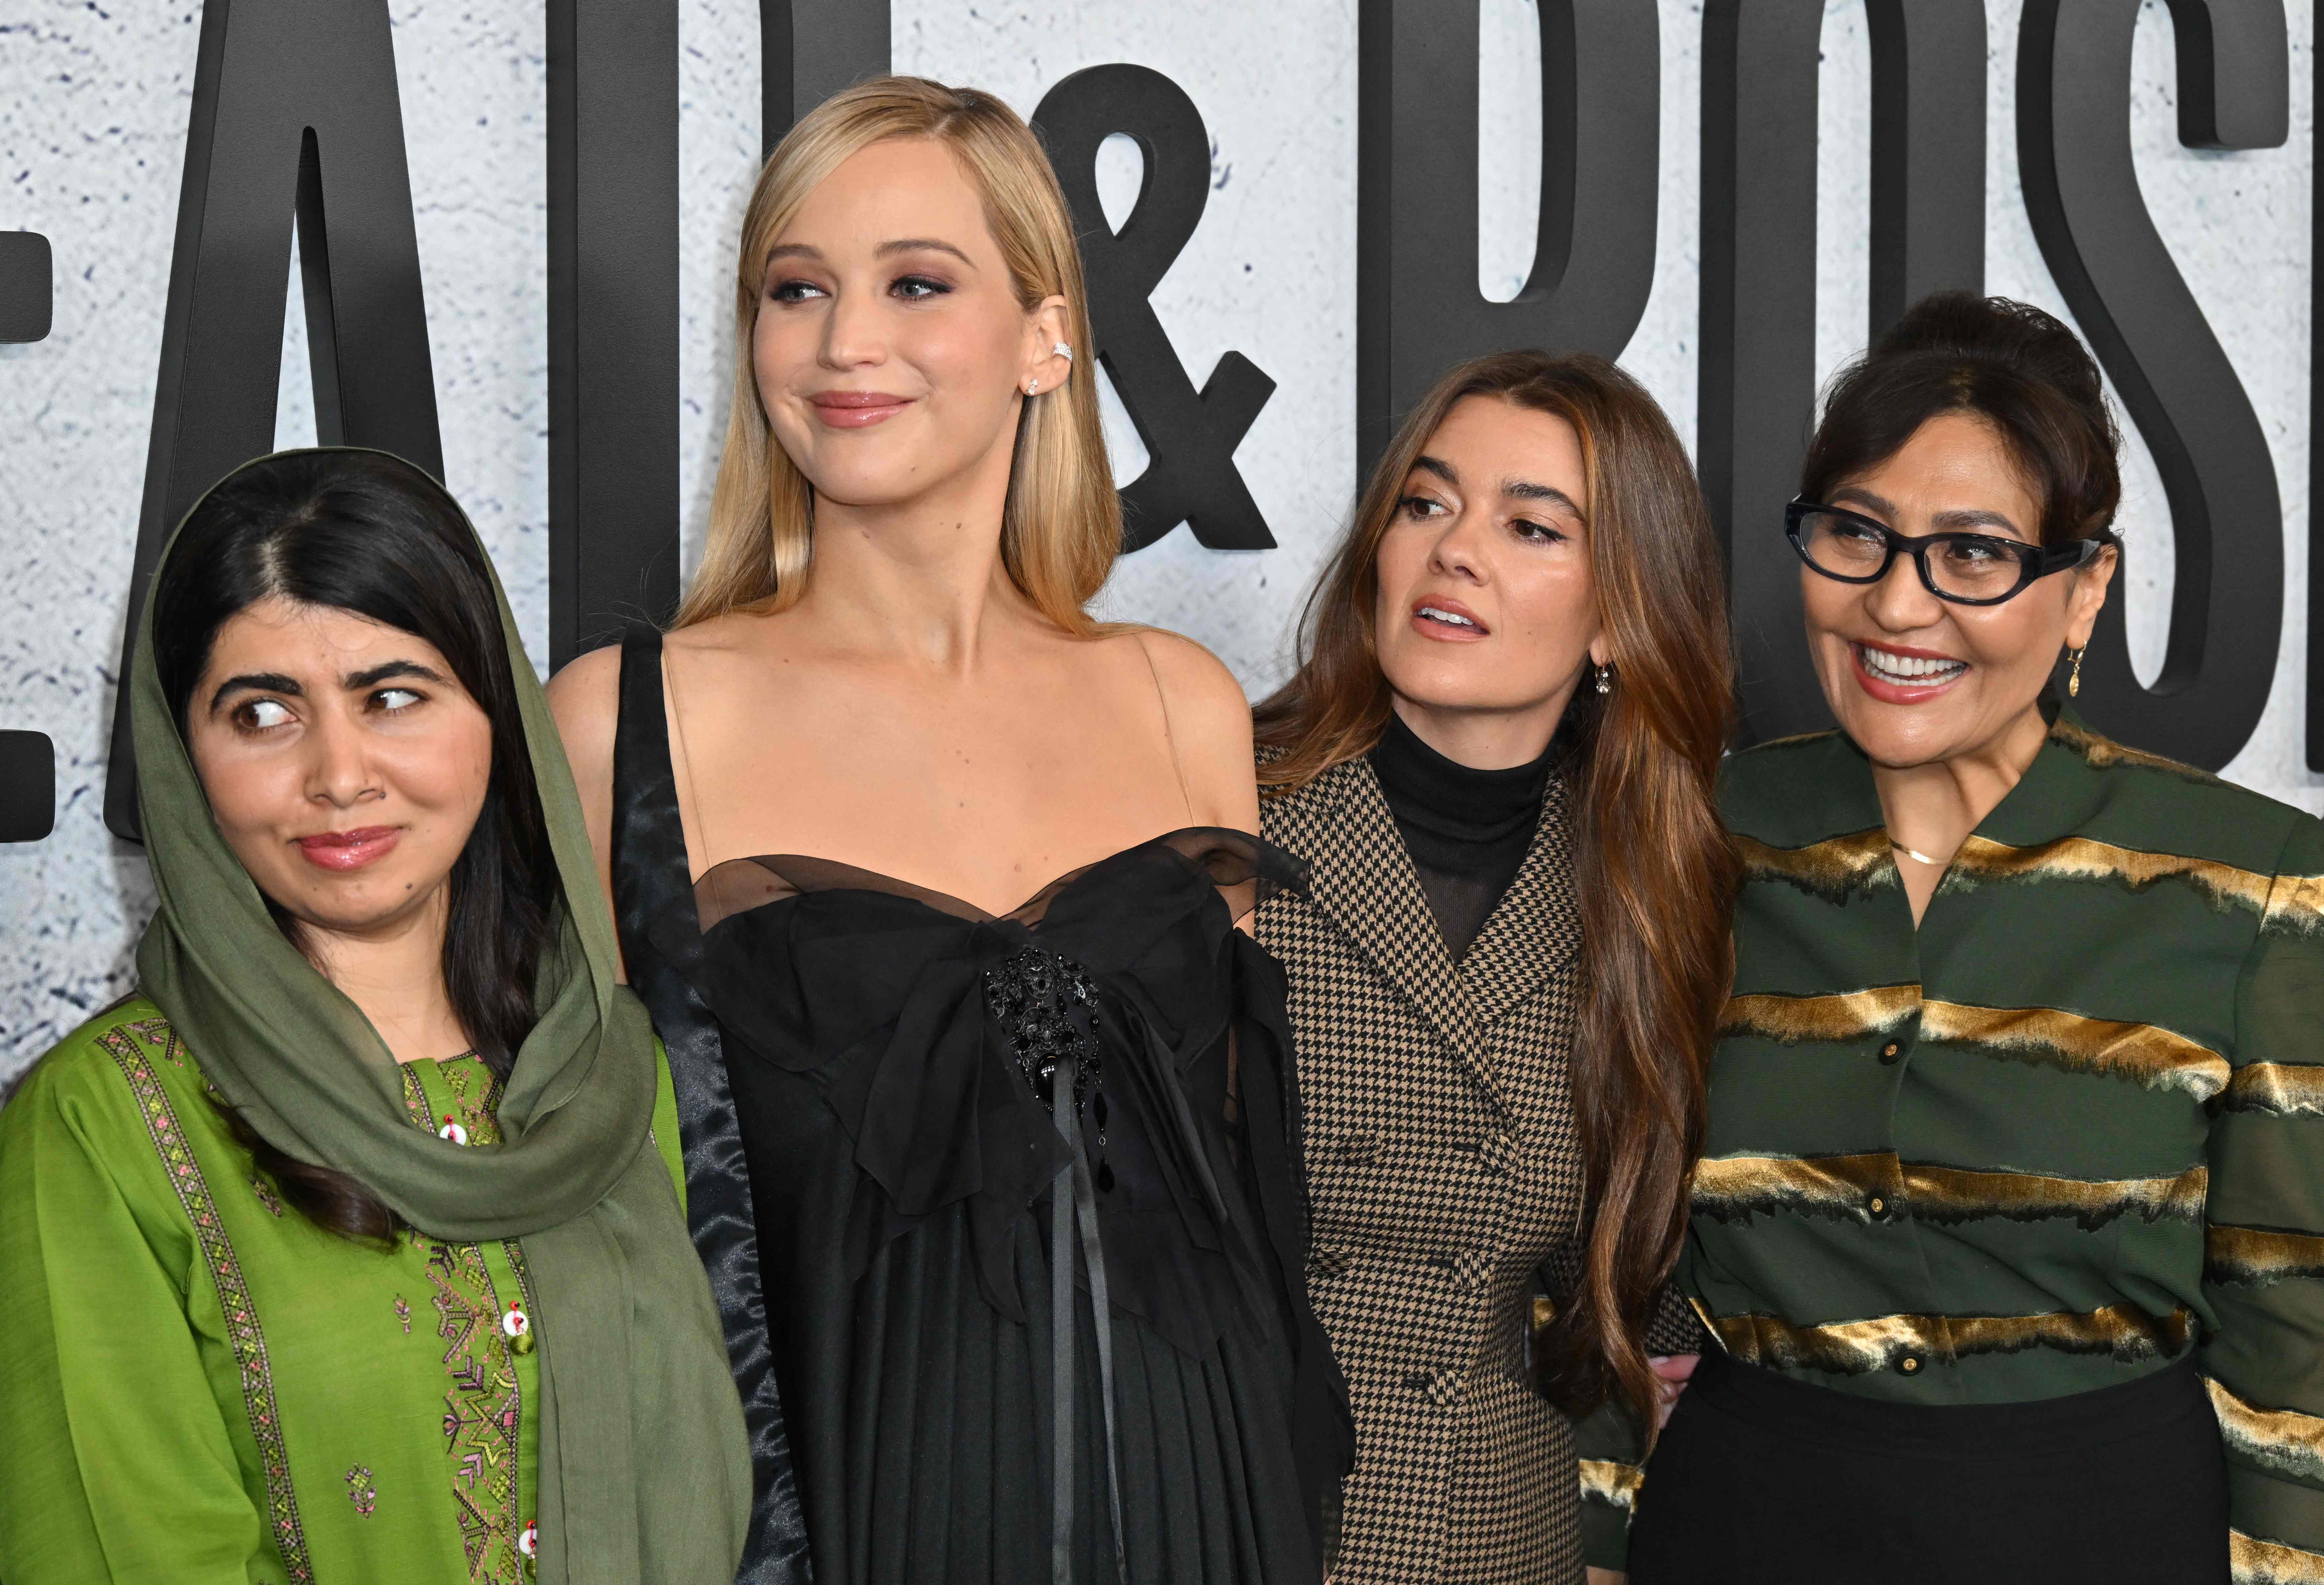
[1367,710,1555,962]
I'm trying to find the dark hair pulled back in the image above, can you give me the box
[150,450,558,1244]
[1802,292,2122,548]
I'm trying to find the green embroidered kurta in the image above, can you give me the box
[1581,709,2324,1581]
[0,998,687,1584]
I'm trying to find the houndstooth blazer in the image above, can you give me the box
[1259,752,1591,1585]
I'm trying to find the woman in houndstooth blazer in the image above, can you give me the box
[1255,352,1734,1583]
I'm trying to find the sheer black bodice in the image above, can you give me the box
[610,627,1350,1585]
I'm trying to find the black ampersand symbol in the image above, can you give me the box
[1033,64,1276,552]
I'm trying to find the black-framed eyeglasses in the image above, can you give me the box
[1785,498,2105,607]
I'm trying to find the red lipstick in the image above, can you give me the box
[294,826,401,872]
[1850,640,1969,705]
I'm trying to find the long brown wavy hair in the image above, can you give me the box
[1256,351,1737,1437]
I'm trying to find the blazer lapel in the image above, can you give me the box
[1461,773,1584,1033]
[1300,758,1511,1112]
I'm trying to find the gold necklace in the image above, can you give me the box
[1888,836,1945,866]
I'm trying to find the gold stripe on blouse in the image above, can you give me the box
[1934,825,2324,935]
[1947,834,2274,913]
[1733,830,1895,902]
[1691,1153,1898,1221]
[1576,1460,1644,1512]
[1692,1154,2205,1230]
[2049,717,2222,783]
[1902,1161,2207,1228]
[1719,986,1921,1044]
[2209,1378,2324,1486]
[2222,1064,2324,1117]
[1707,1303,2195,1376]
[2230,1527,2324,1584]
[2207,1225,2324,1286]
[1917,1000,2231,1102]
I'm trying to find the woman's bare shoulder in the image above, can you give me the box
[544,642,624,789]
[1113,626,1257,828]
[1119,627,1249,730]
[662,608,783,661]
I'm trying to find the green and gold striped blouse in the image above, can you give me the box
[1640,708,2324,1580]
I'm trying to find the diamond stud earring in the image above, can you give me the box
[1026,378,1039,395]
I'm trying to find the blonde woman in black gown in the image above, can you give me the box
[550,78,1350,1585]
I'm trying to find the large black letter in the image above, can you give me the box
[103,0,441,840]
[0,230,52,344]
[1355,0,1660,475]
[1703,0,1985,744]
[2314,29,2324,769]
[0,731,53,845]
[547,3,890,672]
[2,230,54,843]
[547,1,681,666]
[2019,0,2288,770]
[1035,65,1277,552]
[761,0,890,152]
[1867,0,1988,340]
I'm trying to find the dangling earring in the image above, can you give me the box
[2068,646,2085,698]
[1595,662,1614,696]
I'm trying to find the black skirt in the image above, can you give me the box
[1627,1349,2227,1584]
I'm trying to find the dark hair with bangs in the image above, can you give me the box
[1802,292,2122,548]
[150,450,557,1243]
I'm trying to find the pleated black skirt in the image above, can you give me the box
[1627,1349,2228,1584]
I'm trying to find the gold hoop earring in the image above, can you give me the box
[2068,647,2085,698]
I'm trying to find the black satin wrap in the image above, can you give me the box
[648,826,1353,1585]
[611,626,812,1584]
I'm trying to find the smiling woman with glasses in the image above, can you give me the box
[1621,294,2324,1585]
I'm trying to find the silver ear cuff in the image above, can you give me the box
[1052,341,1073,360]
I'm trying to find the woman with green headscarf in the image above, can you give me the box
[0,449,751,1584]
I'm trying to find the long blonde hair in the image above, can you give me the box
[676,76,1119,633]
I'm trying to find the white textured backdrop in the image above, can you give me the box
[1,0,2313,1072]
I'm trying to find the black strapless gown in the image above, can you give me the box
[610,628,1350,1585]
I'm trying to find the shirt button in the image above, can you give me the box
[1307,1245,1354,1283]
[1868,1195,1887,1217]
[1879,1040,1903,1064]
[1898,1354,1922,1375]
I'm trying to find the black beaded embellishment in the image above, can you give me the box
[982,943,1104,1113]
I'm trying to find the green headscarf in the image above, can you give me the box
[131,448,750,1584]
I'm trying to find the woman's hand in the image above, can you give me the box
[1651,1352,1700,1429]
